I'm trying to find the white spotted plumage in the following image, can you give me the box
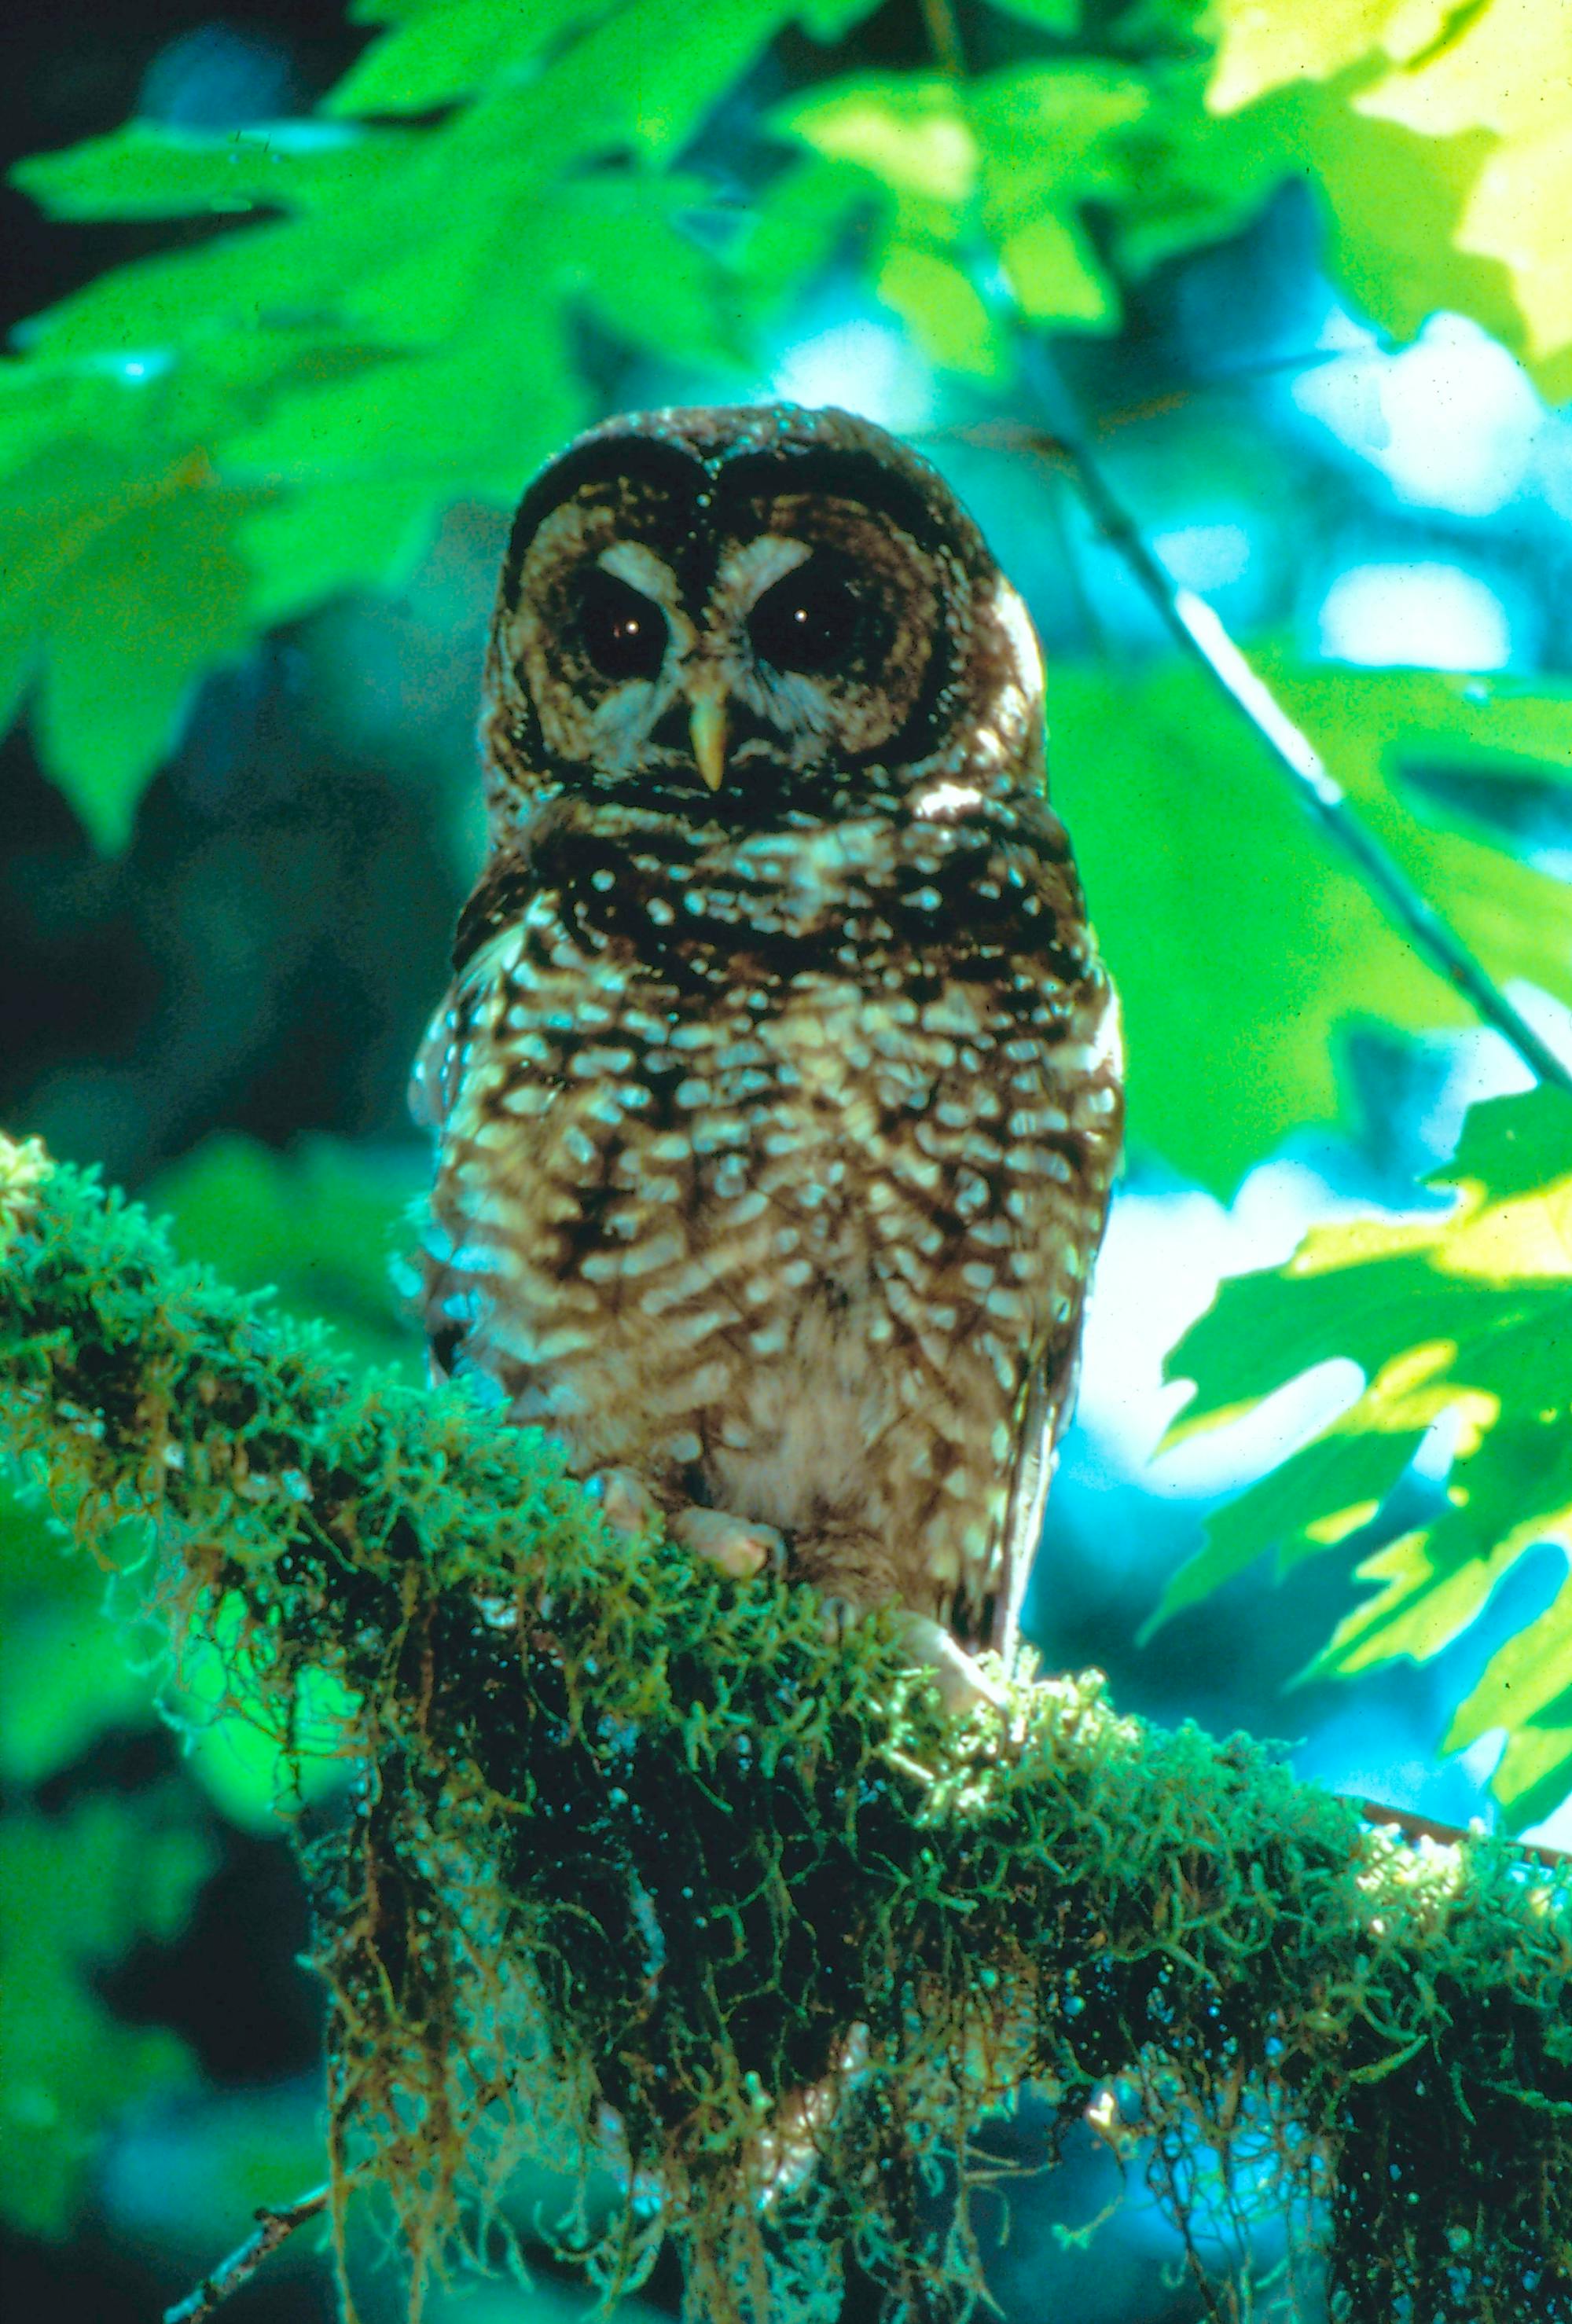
[415,402,1122,1661]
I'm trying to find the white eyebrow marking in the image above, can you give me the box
[597,540,681,605]
[715,533,813,610]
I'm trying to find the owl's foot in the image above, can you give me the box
[818,1595,1007,1719]
[582,1465,662,1534]
[793,1522,1007,1719]
[887,1610,1009,1718]
[670,1505,787,1582]
[582,1469,786,1583]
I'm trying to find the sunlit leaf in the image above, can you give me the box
[1205,0,1447,116]
[1049,655,1572,1191]
[777,61,1140,337]
[780,75,980,207]
[1155,1085,1572,1829]
[875,241,1009,376]
[998,209,1114,323]
[1203,0,1572,394]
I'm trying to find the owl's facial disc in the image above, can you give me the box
[700,494,942,784]
[501,446,958,805]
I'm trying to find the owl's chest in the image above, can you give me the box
[457,879,1106,1371]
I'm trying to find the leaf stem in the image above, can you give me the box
[918,0,967,78]
[163,2182,333,2324]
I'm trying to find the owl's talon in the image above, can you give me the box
[887,1610,1010,1718]
[583,1467,661,1536]
[670,1506,787,1582]
[817,1593,859,1650]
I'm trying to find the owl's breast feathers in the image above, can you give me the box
[417,796,1120,1639]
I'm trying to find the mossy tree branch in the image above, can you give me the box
[2,1130,1571,2323]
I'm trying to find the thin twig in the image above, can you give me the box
[1351,1796,1572,1873]
[919,0,966,78]
[163,2182,333,2324]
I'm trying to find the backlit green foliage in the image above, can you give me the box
[5,0,1572,1188]
[9,3,1572,2307]
[1049,661,1572,1191]
[1160,1086,1572,1833]
[0,1793,211,2238]
[0,1130,424,2230]
[6,1133,1572,2320]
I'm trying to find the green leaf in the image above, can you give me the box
[0,428,266,849]
[0,1796,208,2235]
[225,298,586,505]
[0,1486,154,1788]
[562,176,748,369]
[986,0,1082,27]
[1157,1085,1572,1830]
[1144,1423,1421,1632]
[1048,655,1572,1191]
[145,1130,428,1374]
[12,119,417,220]
[0,625,36,739]
[329,0,612,118]
[32,467,263,850]
[795,0,890,35]
[731,156,871,308]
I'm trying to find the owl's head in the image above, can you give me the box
[481,404,1045,834]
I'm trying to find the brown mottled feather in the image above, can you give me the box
[414,404,1122,1659]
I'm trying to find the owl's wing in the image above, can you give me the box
[990,1306,1086,1661]
[987,940,1124,1663]
[410,852,545,1386]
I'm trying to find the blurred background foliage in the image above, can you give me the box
[5,1,1572,2317]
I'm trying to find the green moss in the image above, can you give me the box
[4,1133,1572,2322]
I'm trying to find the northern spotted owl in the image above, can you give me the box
[414,403,1122,1696]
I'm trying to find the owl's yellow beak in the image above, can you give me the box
[689,696,729,792]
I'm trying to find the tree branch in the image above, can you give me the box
[163,2183,332,2324]
[4,1131,1572,2322]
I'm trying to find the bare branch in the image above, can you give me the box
[163,2183,332,2324]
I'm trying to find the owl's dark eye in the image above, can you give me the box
[576,568,667,682]
[748,556,880,677]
